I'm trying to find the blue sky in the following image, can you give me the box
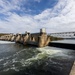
[0,0,75,33]
[0,0,58,17]
[19,0,58,15]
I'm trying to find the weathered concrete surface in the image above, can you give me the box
[11,35,16,41]
[0,28,51,47]
[15,34,21,42]
[38,33,50,47]
[0,34,12,41]
[69,61,75,75]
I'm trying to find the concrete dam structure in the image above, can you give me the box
[0,28,50,47]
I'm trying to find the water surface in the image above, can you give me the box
[0,41,75,75]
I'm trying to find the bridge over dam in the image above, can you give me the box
[49,31,75,39]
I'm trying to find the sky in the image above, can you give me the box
[0,0,75,33]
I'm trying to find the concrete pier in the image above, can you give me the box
[69,61,75,75]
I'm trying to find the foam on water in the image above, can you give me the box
[37,46,62,55]
[0,48,26,62]
[1,46,74,72]
[0,41,15,44]
[20,46,74,68]
[19,46,62,67]
[1,46,61,71]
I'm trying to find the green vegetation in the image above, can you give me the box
[0,33,9,37]
[49,36,64,41]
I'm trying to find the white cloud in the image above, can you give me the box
[0,13,39,33]
[0,0,75,33]
[0,0,21,14]
[34,0,75,33]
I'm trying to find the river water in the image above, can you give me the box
[0,41,75,75]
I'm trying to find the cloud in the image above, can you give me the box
[0,13,39,33]
[34,0,75,33]
[0,0,20,14]
[0,0,75,33]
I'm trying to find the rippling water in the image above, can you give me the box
[0,41,75,75]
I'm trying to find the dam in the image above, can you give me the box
[0,28,50,47]
[0,28,75,49]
